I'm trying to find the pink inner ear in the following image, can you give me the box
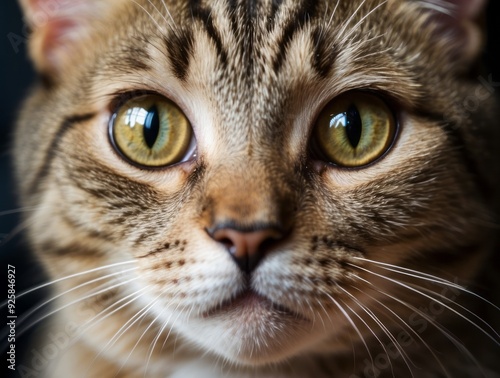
[21,0,94,74]
[24,0,88,22]
[42,17,77,53]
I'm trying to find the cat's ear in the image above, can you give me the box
[421,0,487,66]
[18,0,115,78]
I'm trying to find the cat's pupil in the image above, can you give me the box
[143,105,160,149]
[344,104,362,149]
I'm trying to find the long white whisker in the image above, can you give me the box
[161,299,187,351]
[348,280,451,378]
[353,275,481,376]
[0,205,41,217]
[14,267,136,328]
[354,256,500,312]
[61,287,150,354]
[1,260,135,306]
[339,1,388,47]
[145,0,178,36]
[410,283,499,339]
[0,216,35,247]
[117,305,166,376]
[350,268,489,376]
[145,290,186,376]
[320,288,375,366]
[350,264,500,346]
[338,296,398,377]
[352,276,450,377]
[145,316,171,376]
[325,0,341,30]
[131,0,167,36]
[88,294,162,376]
[158,0,179,33]
[80,286,150,332]
[14,276,140,342]
[336,0,368,41]
[337,285,415,377]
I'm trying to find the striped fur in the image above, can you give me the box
[14,0,499,377]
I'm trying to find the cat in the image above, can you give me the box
[11,0,500,377]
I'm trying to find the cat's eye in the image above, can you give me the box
[313,92,396,168]
[110,95,194,167]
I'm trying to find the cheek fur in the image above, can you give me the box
[12,0,499,377]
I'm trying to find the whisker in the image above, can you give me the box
[409,283,499,340]
[325,0,341,31]
[0,260,136,306]
[0,216,35,247]
[144,291,187,375]
[145,316,171,376]
[336,0,368,41]
[116,302,167,377]
[314,0,340,52]
[13,267,136,329]
[354,256,500,312]
[158,0,180,33]
[60,287,150,354]
[363,279,484,375]
[131,0,167,36]
[339,297,397,377]
[87,294,162,376]
[348,279,451,378]
[13,276,141,342]
[350,263,500,346]
[160,299,187,351]
[145,0,178,37]
[337,285,415,377]
[80,286,150,332]
[319,288,375,366]
[0,205,41,217]
[349,268,489,376]
[339,1,388,47]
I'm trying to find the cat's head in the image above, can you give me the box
[16,0,498,368]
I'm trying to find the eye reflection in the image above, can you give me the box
[124,107,149,128]
[314,92,396,167]
[110,95,194,167]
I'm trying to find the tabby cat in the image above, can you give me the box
[13,0,500,377]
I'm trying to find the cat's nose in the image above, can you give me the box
[208,225,285,274]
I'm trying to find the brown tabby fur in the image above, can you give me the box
[14,0,500,377]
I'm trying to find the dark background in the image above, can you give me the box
[1,3,40,376]
[1,0,499,377]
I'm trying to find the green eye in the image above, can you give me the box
[314,93,396,167]
[110,95,193,167]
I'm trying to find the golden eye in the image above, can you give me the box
[110,95,193,167]
[314,92,396,167]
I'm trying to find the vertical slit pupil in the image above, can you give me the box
[143,105,160,149]
[345,104,362,148]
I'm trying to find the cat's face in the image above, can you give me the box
[16,0,498,371]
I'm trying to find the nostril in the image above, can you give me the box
[217,237,236,253]
[207,224,286,273]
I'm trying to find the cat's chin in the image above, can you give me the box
[201,289,306,321]
[180,290,318,366]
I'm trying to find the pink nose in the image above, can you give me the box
[209,226,284,273]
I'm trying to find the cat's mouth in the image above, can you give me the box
[202,289,308,322]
